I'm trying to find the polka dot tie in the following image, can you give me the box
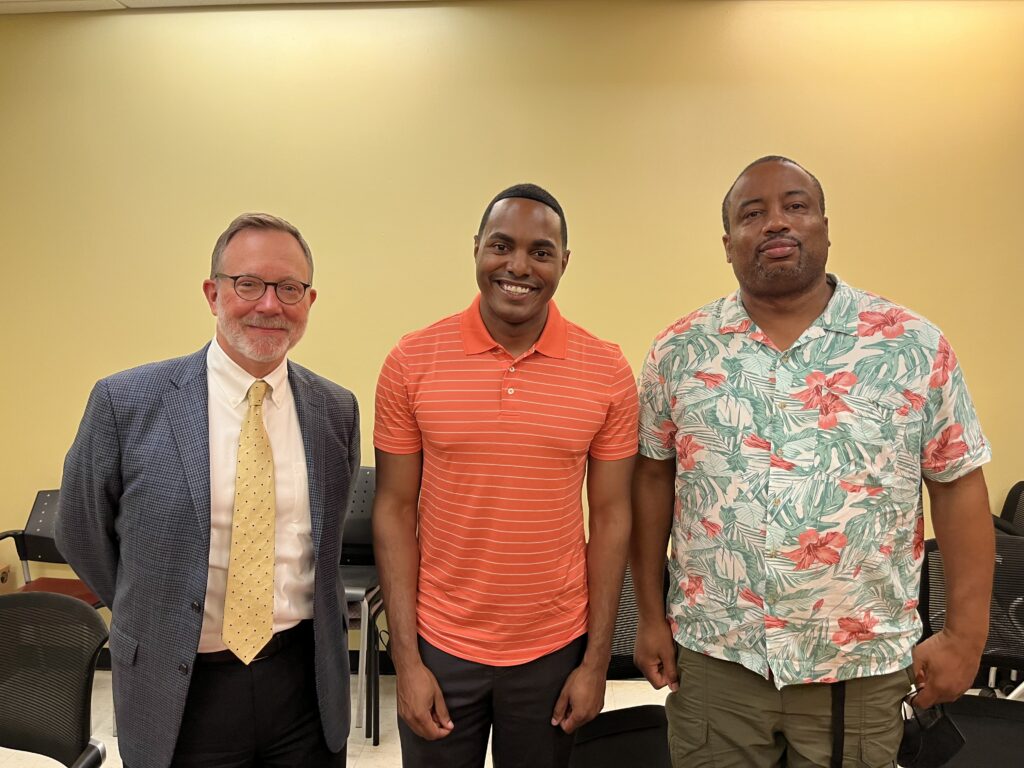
[222,380,275,665]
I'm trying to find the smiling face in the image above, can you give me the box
[474,197,570,349]
[723,160,830,300]
[202,227,317,377]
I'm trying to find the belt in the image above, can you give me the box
[196,620,310,665]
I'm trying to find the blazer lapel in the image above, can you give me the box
[291,366,326,555]
[165,348,212,544]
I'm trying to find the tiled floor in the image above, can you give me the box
[0,672,669,767]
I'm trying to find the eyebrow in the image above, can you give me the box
[487,232,558,250]
[736,190,811,210]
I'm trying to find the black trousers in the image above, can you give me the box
[164,621,345,768]
[399,635,586,768]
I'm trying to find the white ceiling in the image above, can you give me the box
[0,0,430,13]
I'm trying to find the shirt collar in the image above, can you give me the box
[207,337,290,409]
[717,274,859,337]
[460,294,568,359]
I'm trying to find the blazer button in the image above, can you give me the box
[178,663,190,675]
[191,601,202,613]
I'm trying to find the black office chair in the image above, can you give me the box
[0,591,108,767]
[998,481,1024,535]
[0,490,102,607]
[570,564,671,767]
[341,466,380,738]
[916,536,1024,765]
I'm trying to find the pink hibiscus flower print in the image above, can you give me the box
[739,587,763,607]
[675,434,704,470]
[781,529,848,570]
[922,424,968,473]
[770,454,796,471]
[832,611,879,645]
[683,575,704,606]
[744,434,772,451]
[913,516,925,560]
[793,371,858,429]
[764,615,788,629]
[838,480,884,496]
[719,319,752,334]
[694,371,727,388]
[656,420,677,450]
[857,308,915,338]
[929,336,958,388]
[700,518,723,538]
[897,389,927,417]
[656,310,707,341]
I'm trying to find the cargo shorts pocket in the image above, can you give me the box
[669,718,711,763]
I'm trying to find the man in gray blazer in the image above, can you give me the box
[57,213,359,768]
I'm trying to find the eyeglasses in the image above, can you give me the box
[215,273,311,305]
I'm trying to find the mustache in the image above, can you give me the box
[244,318,291,330]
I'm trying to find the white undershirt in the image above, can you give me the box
[198,339,314,653]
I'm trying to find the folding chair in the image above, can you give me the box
[0,489,102,607]
[341,466,380,737]
[917,535,1024,765]
[570,564,671,767]
[0,591,108,767]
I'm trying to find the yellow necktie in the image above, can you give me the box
[223,379,276,664]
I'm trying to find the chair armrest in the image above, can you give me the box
[994,516,1024,536]
[0,529,23,542]
[69,738,107,768]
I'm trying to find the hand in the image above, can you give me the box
[551,661,607,734]
[633,617,679,692]
[396,661,454,740]
[911,629,984,708]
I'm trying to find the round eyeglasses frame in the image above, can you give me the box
[215,273,311,305]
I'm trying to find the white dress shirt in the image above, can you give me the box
[198,339,314,653]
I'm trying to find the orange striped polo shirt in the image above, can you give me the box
[374,295,638,666]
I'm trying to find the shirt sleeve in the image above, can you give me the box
[638,338,677,461]
[919,334,991,483]
[589,349,640,461]
[373,344,422,455]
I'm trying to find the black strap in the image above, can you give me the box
[830,680,847,768]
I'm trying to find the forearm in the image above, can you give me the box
[582,498,631,667]
[630,456,675,622]
[926,468,993,652]
[373,508,423,671]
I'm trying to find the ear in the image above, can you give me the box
[473,234,481,259]
[824,217,830,247]
[722,233,733,264]
[307,287,318,308]
[202,279,219,316]
[561,249,571,274]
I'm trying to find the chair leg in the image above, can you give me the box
[372,615,380,747]
[355,598,369,729]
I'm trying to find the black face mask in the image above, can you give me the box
[898,698,966,768]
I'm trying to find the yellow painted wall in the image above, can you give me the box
[1,0,1021,584]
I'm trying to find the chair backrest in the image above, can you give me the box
[0,591,108,767]
[341,466,376,565]
[12,490,65,566]
[918,535,1024,670]
[1001,481,1024,532]
[607,563,669,680]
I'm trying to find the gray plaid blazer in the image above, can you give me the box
[56,346,359,768]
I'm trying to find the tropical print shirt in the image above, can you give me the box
[638,275,990,687]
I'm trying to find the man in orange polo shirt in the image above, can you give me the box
[373,183,638,768]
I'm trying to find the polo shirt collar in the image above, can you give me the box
[717,273,859,337]
[461,294,568,359]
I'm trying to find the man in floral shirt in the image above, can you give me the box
[632,156,993,767]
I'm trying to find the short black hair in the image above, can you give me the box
[477,183,568,249]
[721,155,826,234]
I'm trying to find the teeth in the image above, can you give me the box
[500,283,531,295]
